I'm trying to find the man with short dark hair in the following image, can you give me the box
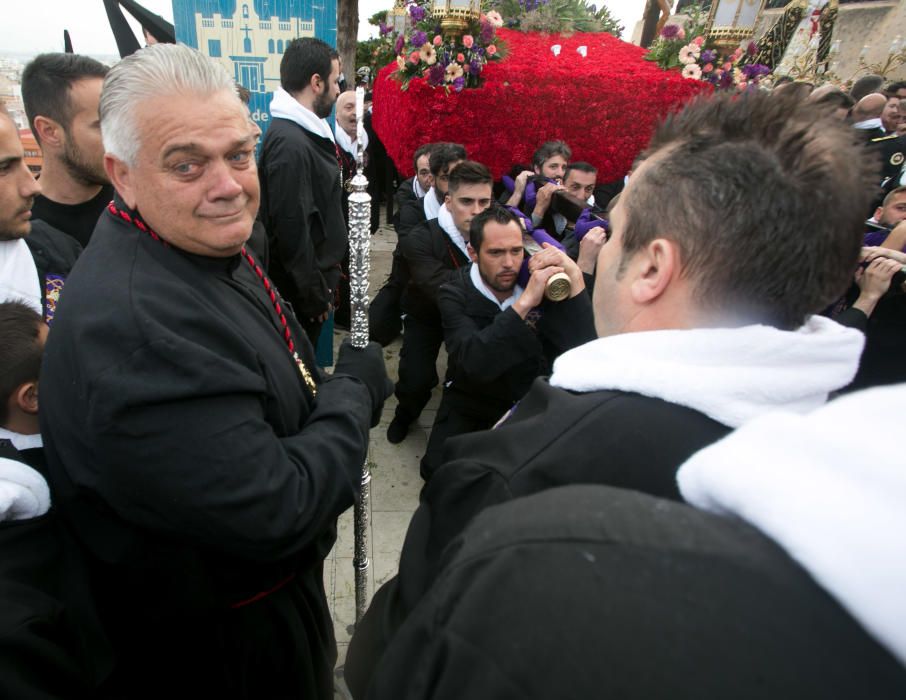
[258,37,344,345]
[395,142,466,236]
[22,53,111,247]
[368,143,437,345]
[0,106,80,322]
[386,160,491,444]
[394,143,434,216]
[865,186,906,250]
[505,140,573,239]
[420,206,595,478]
[346,91,877,696]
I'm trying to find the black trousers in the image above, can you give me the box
[368,255,408,346]
[393,315,444,424]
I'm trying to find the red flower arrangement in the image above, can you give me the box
[373,28,711,182]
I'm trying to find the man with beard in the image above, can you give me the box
[419,205,596,478]
[386,160,489,444]
[258,37,344,345]
[346,91,875,697]
[864,186,906,250]
[0,105,81,321]
[22,54,112,248]
[39,43,390,698]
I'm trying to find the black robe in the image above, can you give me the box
[346,380,732,696]
[367,485,906,699]
[40,203,373,698]
[258,117,346,320]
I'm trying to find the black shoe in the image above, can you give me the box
[386,416,410,444]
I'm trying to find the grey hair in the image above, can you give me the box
[100,43,237,166]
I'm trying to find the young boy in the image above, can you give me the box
[0,300,93,697]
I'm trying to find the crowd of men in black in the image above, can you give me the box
[1,37,905,698]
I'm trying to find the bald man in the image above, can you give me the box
[852,93,888,139]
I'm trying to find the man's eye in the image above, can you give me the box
[174,162,198,174]
[229,151,252,164]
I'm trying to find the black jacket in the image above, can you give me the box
[400,219,469,321]
[438,267,596,417]
[367,484,906,699]
[40,203,373,698]
[392,177,419,231]
[24,219,82,323]
[396,194,428,239]
[346,381,732,697]
[258,117,346,318]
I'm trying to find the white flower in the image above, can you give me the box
[419,43,437,65]
[678,43,700,65]
[682,63,702,80]
[576,45,588,57]
[551,44,562,56]
[486,10,503,28]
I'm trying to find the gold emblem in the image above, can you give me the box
[892,152,904,167]
[294,353,318,396]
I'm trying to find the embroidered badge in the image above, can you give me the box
[44,274,65,325]
[891,152,904,167]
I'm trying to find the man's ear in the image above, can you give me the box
[629,238,680,305]
[15,381,39,416]
[467,242,478,263]
[33,115,63,149]
[310,72,323,94]
[105,154,136,209]
[873,206,884,222]
[444,191,452,205]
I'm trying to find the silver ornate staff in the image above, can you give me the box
[349,86,373,623]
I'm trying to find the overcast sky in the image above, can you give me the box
[0,0,646,57]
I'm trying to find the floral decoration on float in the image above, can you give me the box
[372,27,711,182]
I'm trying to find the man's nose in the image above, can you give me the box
[208,160,244,199]
[20,163,41,199]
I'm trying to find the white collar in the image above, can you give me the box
[550,315,864,428]
[677,383,906,666]
[413,177,427,199]
[423,187,442,220]
[0,427,43,451]
[0,239,41,315]
[269,87,335,142]
[334,121,369,157]
[469,262,523,311]
[853,117,883,131]
[437,203,469,258]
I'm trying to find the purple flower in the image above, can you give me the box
[379,21,391,36]
[700,49,716,64]
[480,19,495,44]
[746,41,758,57]
[452,76,465,92]
[718,71,735,89]
[395,35,405,54]
[427,62,446,86]
[469,59,482,75]
[411,30,427,48]
[409,4,426,22]
[660,24,680,39]
[740,63,770,79]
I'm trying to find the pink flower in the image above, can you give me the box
[486,10,503,28]
[692,36,705,46]
[463,34,474,49]
[487,44,497,56]
[737,81,748,90]
[457,52,465,62]
[409,50,420,64]
[703,63,714,72]
[676,27,686,40]
[433,35,442,46]
[722,62,732,71]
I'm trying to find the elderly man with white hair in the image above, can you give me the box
[39,43,390,698]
